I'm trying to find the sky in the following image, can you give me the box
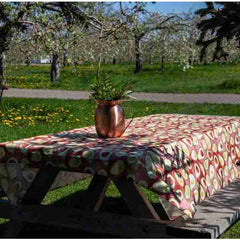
[146,2,207,13]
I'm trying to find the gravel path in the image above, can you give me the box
[3,88,240,104]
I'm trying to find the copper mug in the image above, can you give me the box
[95,99,125,138]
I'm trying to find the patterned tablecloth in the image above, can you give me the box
[0,114,240,218]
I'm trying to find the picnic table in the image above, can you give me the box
[0,114,240,237]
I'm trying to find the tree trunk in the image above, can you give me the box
[112,57,116,64]
[203,54,207,65]
[188,55,192,65]
[25,57,31,66]
[149,53,153,65]
[51,53,60,82]
[63,48,68,67]
[161,56,165,71]
[0,53,4,78]
[0,53,4,100]
[134,35,143,73]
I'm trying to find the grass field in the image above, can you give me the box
[1,98,240,237]
[3,97,240,142]
[5,62,240,93]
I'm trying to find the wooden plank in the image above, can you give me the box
[67,174,111,211]
[113,178,161,220]
[167,178,240,238]
[1,165,59,238]
[85,174,111,211]
[21,165,59,204]
[157,197,184,220]
[0,202,170,238]
[3,171,240,238]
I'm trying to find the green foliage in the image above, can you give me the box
[90,72,135,101]
[0,75,4,84]
[196,2,240,62]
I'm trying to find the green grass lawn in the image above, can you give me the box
[3,97,240,142]
[1,98,240,237]
[5,62,240,93]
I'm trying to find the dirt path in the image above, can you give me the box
[3,88,240,104]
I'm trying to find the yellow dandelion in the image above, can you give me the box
[15,116,22,121]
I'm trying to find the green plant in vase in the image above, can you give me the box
[90,72,135,101]
[90,72,135,138]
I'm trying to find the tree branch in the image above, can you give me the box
[18,20,37,32]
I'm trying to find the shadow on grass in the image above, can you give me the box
[1,190,131,238]
[3,188,171,238]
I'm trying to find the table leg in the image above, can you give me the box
[85,176,170,220]
[113,178,162,220]
[85,174,111,211]
[1,165,59,238]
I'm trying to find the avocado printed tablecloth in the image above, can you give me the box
[0,114,240,218]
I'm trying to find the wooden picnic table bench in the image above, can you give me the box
[0,114,240,238]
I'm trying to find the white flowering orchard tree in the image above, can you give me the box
[1,2,120,82]
[32,15,85,81]
[119,2,189,73]
[0,2,38,84]
[30,2,105,82]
